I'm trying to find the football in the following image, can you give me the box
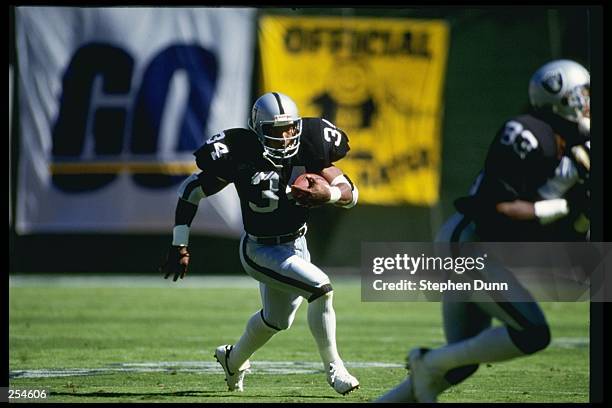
[292,173,329,189]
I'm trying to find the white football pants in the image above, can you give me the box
[238,233,333,330]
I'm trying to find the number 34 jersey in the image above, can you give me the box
[193,118,350,237]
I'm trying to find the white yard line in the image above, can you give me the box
[9,334,588,380]
[550,337,589,348]
[9,361,402,379]
[9,275,259,288]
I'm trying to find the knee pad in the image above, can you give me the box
[507,324,551,355]
[444,364,479,385]
[307,284,333,303]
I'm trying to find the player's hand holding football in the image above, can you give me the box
[160,245,190,281]
[291,174,330,208]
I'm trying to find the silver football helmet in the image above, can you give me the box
[248,92,302,160]
[528,59,590,126]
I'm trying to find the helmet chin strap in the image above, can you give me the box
[262,151,284,169]
[261,135,300,164]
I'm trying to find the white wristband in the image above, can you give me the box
[172,225,190,246]
[340,183,359,209]
[330,174,350,186]
[534,199,569,225]
[327,186,342,204]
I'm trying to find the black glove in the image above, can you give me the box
[160,245,190,282]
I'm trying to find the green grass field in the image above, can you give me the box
[9,275,589,403]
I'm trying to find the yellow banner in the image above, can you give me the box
[258,15,449,206]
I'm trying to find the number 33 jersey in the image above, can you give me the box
[193,118,350,236]
[455,114,565,241]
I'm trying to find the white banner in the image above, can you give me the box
[15,7,255,236]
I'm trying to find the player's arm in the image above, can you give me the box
[476,117,571,225]
[320,165,358,208]
[291,119,357,208]
[495,140,590,225]
[494,160,572,224]
[291,166,358,208]
[160,172,229,281]
[495,199,568,224]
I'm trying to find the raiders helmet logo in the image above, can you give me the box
[541,71,563,94]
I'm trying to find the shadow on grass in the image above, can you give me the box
[50,390,338,400]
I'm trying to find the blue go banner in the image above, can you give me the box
[15,7,255,236]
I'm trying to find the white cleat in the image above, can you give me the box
[214,345,251,392]
[407,347,444,403]
[327,362,360,395]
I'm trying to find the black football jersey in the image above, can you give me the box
[454,114,563,241]
[193,118,350,236]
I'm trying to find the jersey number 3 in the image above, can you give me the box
[500,120,539,160]
[249,171,280,213]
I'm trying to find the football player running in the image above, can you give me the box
[159,92,360,395]
[377,59,590,402]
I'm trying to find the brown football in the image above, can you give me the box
[292,173,329,189]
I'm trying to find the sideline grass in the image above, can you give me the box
[9,276,589,403]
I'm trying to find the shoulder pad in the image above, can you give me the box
[484,114,559,196]
[505,115,557,160]
[300,118,350,168]
[193,128,258,178]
